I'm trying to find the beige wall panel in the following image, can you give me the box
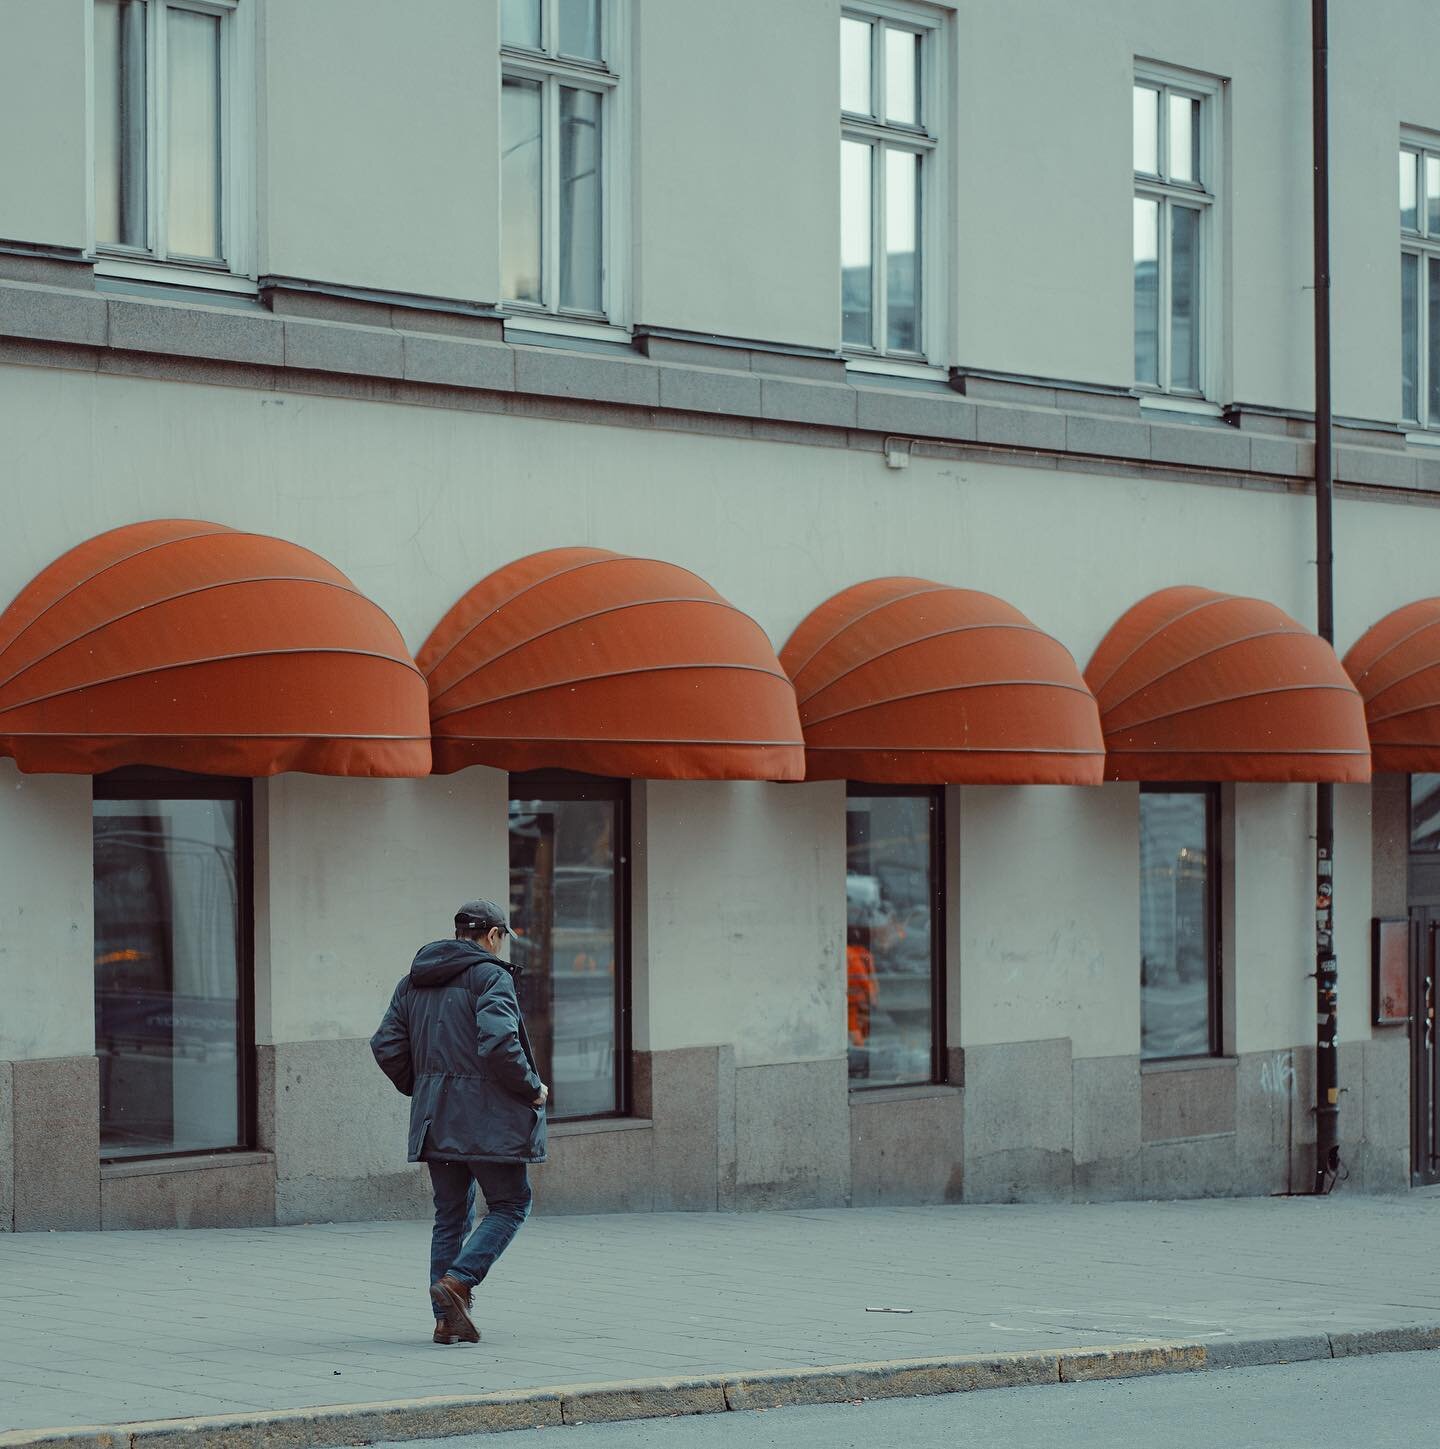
[642,781,846,1067]
[262,0,498,299]
[956,1,1131,385]
[958,784,1140,1059]
[1327,3,1440,427]
[0,0,88,248]
[634,0,837,347]
[263,769,507,1046]
[0,764,94,1061]
[1230,784,1312,1055]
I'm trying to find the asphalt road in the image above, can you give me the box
[379,1352,1440,1448]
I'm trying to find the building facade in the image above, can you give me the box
[2,0,1439,1231]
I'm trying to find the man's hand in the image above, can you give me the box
[533,1082,549,1108]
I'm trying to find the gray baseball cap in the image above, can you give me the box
[455,899,511,935]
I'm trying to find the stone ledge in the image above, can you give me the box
[100,1150,274,1180]
[548,1116,654,1137]
[849,1083,963,1106]
[5,274,1440,497]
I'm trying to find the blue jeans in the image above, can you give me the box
[427,1160,532,1315]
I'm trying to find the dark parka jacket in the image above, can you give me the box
[370,939,547,1164]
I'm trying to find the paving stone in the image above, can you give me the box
[2,1194,1440,1436]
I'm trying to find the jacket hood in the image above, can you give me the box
[410,938,505,988]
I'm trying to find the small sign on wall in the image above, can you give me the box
[1373,918,1410,1027]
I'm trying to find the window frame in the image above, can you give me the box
[1139,782,1223,1063]
[844,782,948,1091]
[87,0,257,291]
[840,1,948,372]
[507,770,632,1122]
[499,0,629,329]
[92,768,255,1165]
[1399,135,1440,429]
[1133,63,1222,401]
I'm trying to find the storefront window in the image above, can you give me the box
[93,778,251,1159]
[1140,786,1219,1060]
[1411,774,1440,850]
[845,788,943,1088]
[508,777,627,1119]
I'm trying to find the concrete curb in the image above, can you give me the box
[4,1325,1438,1448]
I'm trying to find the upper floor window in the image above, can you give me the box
[840,5,944,366]
[1400,141,1440,427]
[92,0,255,284]
[1133,67,1220,397]
[1140,785,1221,1061]
[501,0,622,321]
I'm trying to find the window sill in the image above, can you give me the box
[95,256,258,298]
[846,354,947,384]
[1140,1054,1237,1074]
[548,1116,653,1137]
[849,1082,961,1104]
[100,1149,274,1180]
[1138,393,1223,419]
[503,312,631,348]
[1404,429,1440,449]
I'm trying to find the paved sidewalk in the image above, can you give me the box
[3,1192,1440,1437]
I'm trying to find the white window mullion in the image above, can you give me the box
[873,20,886,123]
[543,75,560,315]
[148,1,165,260]
[1159,197,1172,389]
[1417,251,1424,427]
[871,134,880,353]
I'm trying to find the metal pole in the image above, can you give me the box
[1312,0,1340,1193]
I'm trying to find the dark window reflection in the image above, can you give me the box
[1411,774,1440,851]
[509,781,624,1118]
[846,790,938,1087]
[93,792,246,1158]
[1140,789,1216,1060]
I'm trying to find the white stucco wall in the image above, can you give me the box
[0,763,94,1061]
[634,0,838,347]
[260,768,508,1046]
[1229,784,1313,1056]
[261,0,499,299]
[0,0,87,250]
[2,362,1436,1073]
[957,783,1140,1059]
[11,363,1426,688]
[639,780,846,1067]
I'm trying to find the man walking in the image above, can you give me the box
[371,899,548,1345]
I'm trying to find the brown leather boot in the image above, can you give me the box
[429,1274,480,1343]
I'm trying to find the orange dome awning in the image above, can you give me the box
[0,520,431,777]
[1344,598,1440,772]
[418,547,805,780]
[1085,585,1370,783]
[779,577,1105,785]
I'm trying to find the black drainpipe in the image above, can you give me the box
[1311,0,1340,1193]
